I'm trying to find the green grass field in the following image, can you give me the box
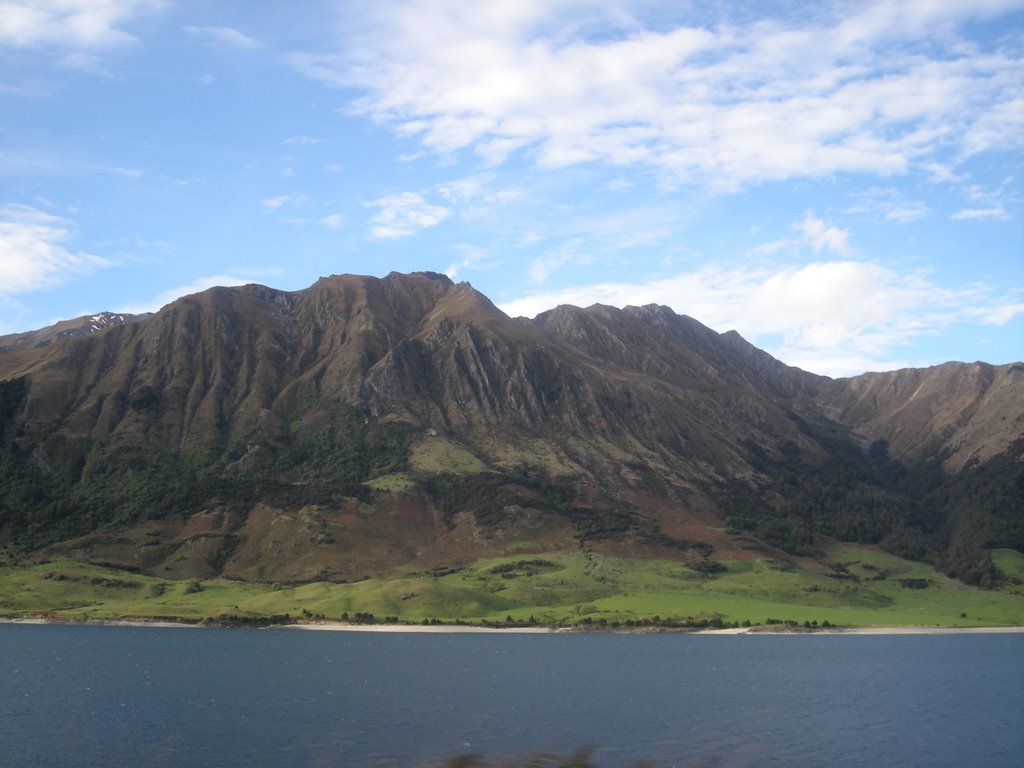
[2,544,1022,628]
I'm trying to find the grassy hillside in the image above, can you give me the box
[2,544,1022,628]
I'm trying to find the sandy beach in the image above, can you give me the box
[3,617,1022,634]
[281,622,1024,635]
[281,621,554,633]
[696,625,1024,635]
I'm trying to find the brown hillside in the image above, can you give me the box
[0,271,1020,585]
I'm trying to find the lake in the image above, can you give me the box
[1,624,1021,767]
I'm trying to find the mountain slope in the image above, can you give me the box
[819,362,1024,471]
[0,272,1020,587]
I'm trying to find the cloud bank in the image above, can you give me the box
[292,0,1024,190]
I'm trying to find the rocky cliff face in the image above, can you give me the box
[0,272,1020,585]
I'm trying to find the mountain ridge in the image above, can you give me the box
[0,271,1020,588]
[0,312,149,353]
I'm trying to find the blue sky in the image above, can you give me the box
[1,0,1022,377]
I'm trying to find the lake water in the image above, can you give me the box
[1,624,1022,767]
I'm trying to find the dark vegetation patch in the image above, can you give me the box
[688,559,727,576]
[899,578,930,589]
[0,376,28,440]
[420,468,710,555]
[488,559,559,577]
[0,398,418,554]
[724,421,1024,588]
[42,570,141,589]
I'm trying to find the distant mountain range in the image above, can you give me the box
[0,271,1020,586]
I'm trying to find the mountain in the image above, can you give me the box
[0,312,148,352]
[820,362,1024,472]
[0,272,1020,587]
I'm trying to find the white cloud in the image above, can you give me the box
[437,175,490,204]
[796,213,853,254]
[117,274,252,315]
[109,166,143,178]
[0,0,161,49]
[182,25,259,50]
[444,243,493,279]
[261,195,290,211]
[436,174,524,207]
[528,239,582,283]
[434,173,524,224]
[883,204,930,224]
[319,213,344,229]
[846,187,930,223]
[58,51,115,76]
[497,259,1018,377]
[0,204,111,294]
[747,239,792,257]
[951,207,1010,220]
[923,162,967,184]
[292,0,1024,190]
[260,194,307,212]
[367,192,450,239]
[966,302,1024,324]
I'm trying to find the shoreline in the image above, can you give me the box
[0,616,202,629]
[289,623,1024,635]
[282,622,554,633]
[3,616,1023,635]
[694,625,1024,635]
